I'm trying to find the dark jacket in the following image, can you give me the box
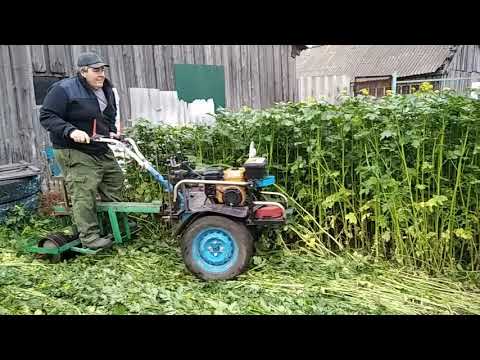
[39,74,118,156]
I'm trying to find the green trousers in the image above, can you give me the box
[54,148,124,245]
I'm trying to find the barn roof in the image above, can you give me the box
[296,45,455,78]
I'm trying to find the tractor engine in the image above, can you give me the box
[216,167,247,207]
[202,168,223,203]
[203,157,267,207]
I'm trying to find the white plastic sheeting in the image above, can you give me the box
[129,88,215,127]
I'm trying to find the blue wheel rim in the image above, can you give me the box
[192,227,239,274]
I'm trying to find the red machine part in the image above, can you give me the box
[254,205,284,219]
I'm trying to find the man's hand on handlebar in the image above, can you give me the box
[70,130,91,144]
[109,132,121,140]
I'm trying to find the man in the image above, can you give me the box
[40,52,123,250]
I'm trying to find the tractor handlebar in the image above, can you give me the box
[92,135,173,193]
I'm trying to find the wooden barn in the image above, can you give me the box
[0,45,306,166]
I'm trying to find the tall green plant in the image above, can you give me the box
[125,88,480,274]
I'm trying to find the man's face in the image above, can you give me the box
[82,66,106,89]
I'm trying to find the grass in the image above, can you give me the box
[1,217,479,315]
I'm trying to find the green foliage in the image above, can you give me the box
[125,90,480,273]
[0,205,64,252]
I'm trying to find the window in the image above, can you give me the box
[33,75,66,106]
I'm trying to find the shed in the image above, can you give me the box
[296,45,480,102]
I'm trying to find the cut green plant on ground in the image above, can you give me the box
[1,214,479,315]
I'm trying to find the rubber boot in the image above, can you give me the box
[83,236,113,250]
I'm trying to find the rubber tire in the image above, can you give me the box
[181,216,254,281]
[37,233,78,263]
[41,239,62,264]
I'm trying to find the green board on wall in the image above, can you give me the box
[174,64,226,111]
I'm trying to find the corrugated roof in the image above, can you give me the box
[296,45,455,78]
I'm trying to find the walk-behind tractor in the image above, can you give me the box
[26,136,289,280]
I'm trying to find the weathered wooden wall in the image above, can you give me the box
[0,46,47,170]
[443,45,480,92]
[29,45,297,123]
[0,45,298,166]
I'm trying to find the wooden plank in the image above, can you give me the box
[193,45,205,64]
[172,45,185,64]
[0,95,6,163]
[47,45,68,74]
[9,45,38,164]
[171,45,185,93]
[84,45,101,54]
[0,46,19,164]
[258,45,268,109]
[122,45,137,88]
[250,45,261,109]
[473,45,480,72]
[222,45,232,109]
[231,45,242,110]
[265,45,275,107]
[183,45,195,64]
[62,45,75,77]
[162,45,174,91]
[213,45,224,65]
[240,45,251,107]
[70,45,83,68]
[281,45,289,102]
[0,46,9,163]
[143,45,157,88]
[0,47,9,164]
[132,45,147,88]
[204,45,214,65]
[30,45,47,73]
[273,45,282,103]
[288,46,296,101]
[11,45,36,154]
[153,45,167,90]
[31,104,51,173]
[131,45,157,88]
[106,45,130,130]
[246,45,253,107]
[213,45,223,66]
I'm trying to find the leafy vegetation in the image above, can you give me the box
[2,86,480,315]
[125,87,480,274]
